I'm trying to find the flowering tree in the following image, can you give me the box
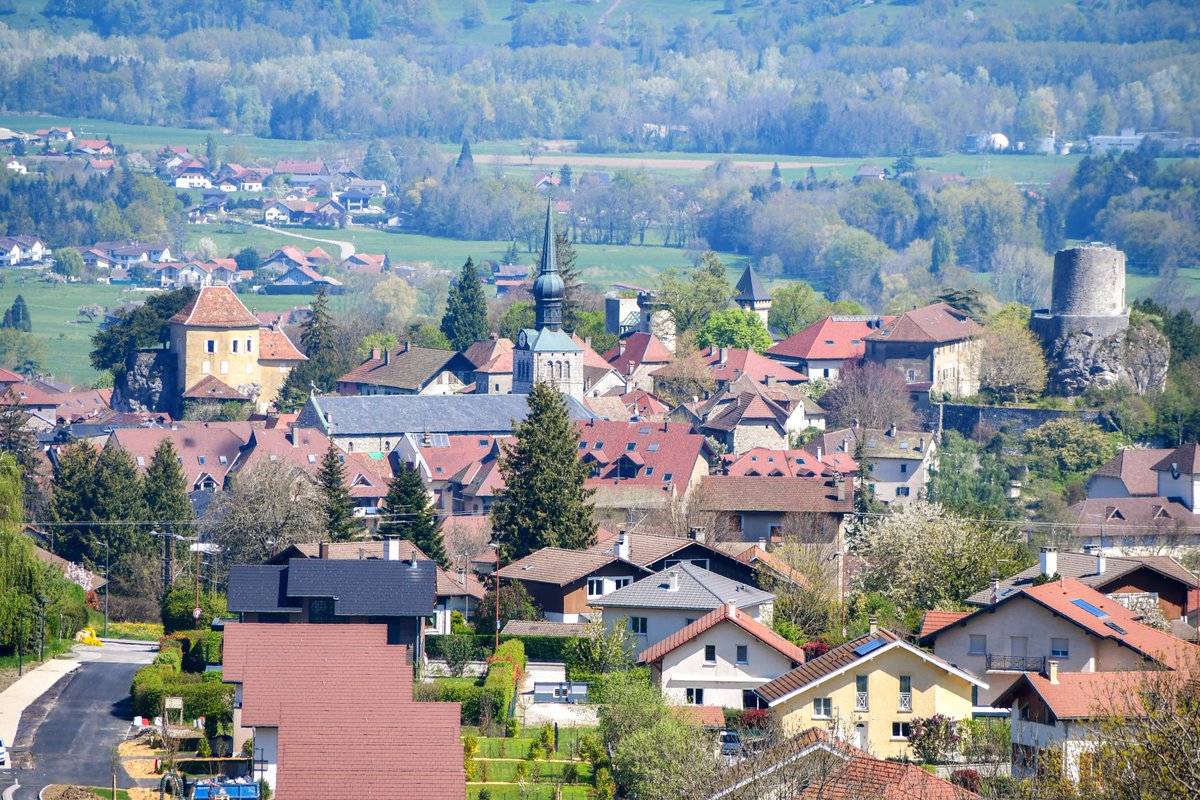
[907,714,959,764]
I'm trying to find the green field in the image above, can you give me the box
[0,278,314,387]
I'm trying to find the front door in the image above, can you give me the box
[1011,636,1028,657]
[854,723,867,751]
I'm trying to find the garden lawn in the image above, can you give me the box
[468,787,591,800]
[474,759,593,783]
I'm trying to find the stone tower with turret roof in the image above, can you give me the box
[512,200,584,398]
[735,264,771,327]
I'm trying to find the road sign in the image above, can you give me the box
[193,607,202,620]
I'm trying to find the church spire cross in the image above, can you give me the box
[533,197,565,331]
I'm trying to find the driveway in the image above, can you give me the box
[8,642,155,798]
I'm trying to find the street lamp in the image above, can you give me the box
[489,542,502,650]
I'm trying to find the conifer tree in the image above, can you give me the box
[456,139,475,176]
[144,439,194,527]
[931,226,955,275]
[441,258,489,350]
[276,287,349,411]
[317,442,361,542]
[491,382,595,562]
[0,388,45,516]
[379,463,447,567]
[50,441,99,562]
[10,295,31,332]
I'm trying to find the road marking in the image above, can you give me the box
[2,778,17,800]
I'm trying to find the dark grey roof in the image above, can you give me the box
[296,394,596,437]
[964,551,1199,607]
[735,265,769,303]
[285,557,436,616]
[590,562,774,612]
[227,565,302,614]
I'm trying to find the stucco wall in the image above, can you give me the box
[604,601,772,652]
[657,619,797,709]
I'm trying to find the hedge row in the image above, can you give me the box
[132,643,233,723]
[160,628,224,674]
[426,634,572,662]
[485,640,525,721]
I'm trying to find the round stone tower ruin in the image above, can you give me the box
[1033,244,1168,397]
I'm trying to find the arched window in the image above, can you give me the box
[565,361,571,380]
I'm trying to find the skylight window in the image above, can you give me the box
[594,442,604,450]
[308,454,317,464]
[578,441,587,449]
[647,443,660,453]
[1070,598,1108,618]
[639,426,650,435]
[662,473,673,482]
[135,456,145,467]
[197,456,206,465]
[626,442,636,451]
[645,467,654,476]
[1104,621,1127,635]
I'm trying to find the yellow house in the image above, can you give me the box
[169,286,306,413]
[754,627,986,760]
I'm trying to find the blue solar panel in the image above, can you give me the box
[1070,598,1109,618]
[853,637,887,657]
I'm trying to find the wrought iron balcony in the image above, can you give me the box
[987,654,1046,672]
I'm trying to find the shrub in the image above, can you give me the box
[505,717,519,738]
[538,723,554,753]
[161,586,227,635]
[477,789,491,800]
[492,638,527,672]
[738,709,769,729]
[574,667,650,703]
[528,741,545,761]
[802,640,830,660]
[514,760,529,782]
[908,714,959,764]
[951,769,982,793]
[412,682,439,703]
[154,648,183,671]
[425,633,573,662]
[463,733,478,780]
[441,635,477,677]
[562,762,580,784]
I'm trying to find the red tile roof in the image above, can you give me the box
[223,623,465,800]
[0,367,25,383]
[576,419,706,492]
[694,346,806,384]
[182,375,250,401]
[463,338,514,371]
[1090,448,1172,496]
[108,423,249,491]
[670,705,727,728]
[603,332,674,371]
[418,435,505,481]
[865,302,981,344]
[258,327,306,361]
[2,382,61,407]
[724,448,857,478]
[637,603,807,665]
[993,670,1153,720]
[698,475,853,514]
[919,610,970,638]
[620,389,669,418]
[236,425,391,499]
[169,286,261,327]
[767,315,895,362]
[571,333,613,369]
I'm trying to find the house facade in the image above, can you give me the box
[864,302,981,398]
[810,425,936,505]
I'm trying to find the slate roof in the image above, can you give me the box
[1089,448,1172,496]
[864,302,981,344]
[962,551,1198,608]
[589,561,773,611]
[637,602,806,665]
[337,345,473,392]
[811,426,932,461]
[227,565,302,613]
[755,629,984,705]
[735,265,770,303]
[169,286,260,328]
[767,315,895,362]
[297,394,596,437]
[697,475,853,514]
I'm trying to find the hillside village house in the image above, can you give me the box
[0,235,49,266]
[754,626,986,759]
[463,337,515,394]
[864,302,981,398]
[766,315,895,380]
[603,332,674,392]
[1071,442,1200,555]
[697,475,852,544]
[591,562,775,651]
[918,577,1199,707]
[637,602,806,709]
[336,344,474,396]
[810,424,936,505]
[169,286,306,414]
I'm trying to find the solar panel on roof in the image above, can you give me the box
[1070,598,1109,618]
[1104,621,1128,635]
[853,637,887,657]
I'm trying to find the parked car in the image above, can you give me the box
[0,737,8,766]
[719,730,741,757]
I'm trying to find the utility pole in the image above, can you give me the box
[38,596,46,661]
[102,538,110,639]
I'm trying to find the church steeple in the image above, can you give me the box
[533,198,565,331]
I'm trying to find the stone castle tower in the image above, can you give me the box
[512,200,584,398]
[734,264,771,327]
[1032,244,1168,396]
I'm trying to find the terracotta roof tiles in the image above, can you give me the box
[767,315,895,362]
[257,327,306,361]
[603,332,674,371]
[865,302,981,344]
[697,475,853,514]
[919,610,970,638]
[169,286,261,328]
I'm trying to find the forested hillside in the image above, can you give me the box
[0,0,1194,154]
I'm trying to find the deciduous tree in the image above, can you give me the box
[979,306,1048,403]
[696,308,773,353]
[821,362,915,430]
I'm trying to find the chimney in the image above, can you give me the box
[384,538,400,561]
[815,446,823,460]
[290,424,299,448]
[764,374,776,387]
[1097,551,1106,575]
[384,349,391,366]
[868,615,878,635]
[719,348,728,365]
[887,422,896,437]
[1047,660,1059,685]
[757,537,767,552]
[851,418,860,430]
[667,571,679,592]
[1040,547,1058,579]
[991,575,1000,604]
[404,341,411,353]
[618,339,626,356]
[627,360,635,376]
[614,530,630,560]
[726,599,737,616]
[319,541,330,559]
[585,336,592,347]
[410,548,419,567]
[688,526,706,543]
[836,475,846,502]
[371,347,381,360]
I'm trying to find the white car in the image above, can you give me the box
[0,737,7,766]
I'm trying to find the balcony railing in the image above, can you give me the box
[898,692,912,712]
[854,692,868,711]
[987,654,1046,672]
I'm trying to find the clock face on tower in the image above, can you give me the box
[518,331,528,348]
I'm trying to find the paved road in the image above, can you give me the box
[7,642,155,798]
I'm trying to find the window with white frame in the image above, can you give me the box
[891,721,912,739]
[686,688,704,705]
[813,697,832,719]
[968,634,987,655]
[1050,638,1069,658]
[613,577,631,590]
[586,577,605,598]
[630,617,647,635]
[899,675,912,711]
[855,675,868,710]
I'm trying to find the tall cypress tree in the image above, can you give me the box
[456,139,475,176]
[491,382,595,562]
[276,287,348,411]
[317,442,361,542]
[144,439,194,527]
[10,296,31,333]
[50,441,99,561]
[441,258,489,351]
[92,445,152,568]
[378,463,447,567]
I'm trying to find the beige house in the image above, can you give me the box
[755,627,985,760]
[169,286,305,413]
[810,425,936,505]
[864,302,981,398]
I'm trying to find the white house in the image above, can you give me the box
[591,562,775,651]
[810,424,936,505]
[636,602,805,709]
[5,157,26,175]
